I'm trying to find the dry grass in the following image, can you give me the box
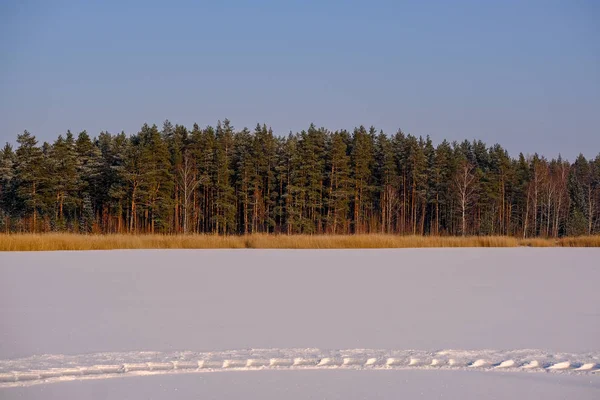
[554,236,600,247]
[0,233,599,251]
[245,234,523,249]
[0,234,246,251]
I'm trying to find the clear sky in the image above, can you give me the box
[1,0,598,160]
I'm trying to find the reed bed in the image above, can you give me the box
[0,233,599,251]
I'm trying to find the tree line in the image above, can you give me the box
[0,120,598,236]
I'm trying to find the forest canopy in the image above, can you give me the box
[0,120,598,237]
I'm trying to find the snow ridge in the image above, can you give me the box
[1,348,598,388]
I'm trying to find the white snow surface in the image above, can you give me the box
[0,248,599,397]
[1,370,598,400]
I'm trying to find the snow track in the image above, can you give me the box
[0,348,598,388]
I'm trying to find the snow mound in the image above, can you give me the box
[547,361,571,370]
[221,360,246,369]
[198,360,222,369]
[470,359,491,368]
[575,363,598,371]
[146,362,173,371]
[342,358,364,366]
[1,348,597,388]
[270,358,294,367]
[495,360,516,368]
[245,359,270,368]
[292,358,315,366]
[317,358,342,367]
[523,360,541,369]
[385,358,403,366]
[172,361,198,370]
[365,358,378,366]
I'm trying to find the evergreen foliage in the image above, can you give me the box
[2,121,599,236]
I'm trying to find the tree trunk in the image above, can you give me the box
[523,187,530,239]
[32,182,37,233]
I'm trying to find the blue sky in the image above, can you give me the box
[1,0,598,160]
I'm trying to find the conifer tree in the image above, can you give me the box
[0,143,15,231]
[432,140,453,235]
[214,120,236,234]
[374,132,397,233]
[234,127,253,234]
[49,131,80,229]
[139,124,173,233]
[15,131,44,231]
[326,130,351,233]
[350,126,374,233]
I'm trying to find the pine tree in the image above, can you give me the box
[350,126,374,233]
[80,194,95,233]
[163,120,188,232]
[0,143,15,231]
[432,140,453,235]
[422,136,436,234]
[326,130,351,233]
[296,124,327,233]
[74,130,104,230]
[374,132,397,233]
[14,131,44,231]
[189,124,216,233]
[489,144,512,235]
[251,124,278,233]
[234,127,253,234]
[49,131,80,229]
[514,153,530,237]
[94,131,129,233]
[279,133,302,234]
[404,135,427,234]
[214,120,236,234]
[569,154,599,235]
[137,124,174,233]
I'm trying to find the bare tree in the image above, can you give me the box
[530,157,546,236]
[178,150,202,234]
[552,160,569,237]
[380,183,398,234]
[543,165,555,237]
[454,160,477,236]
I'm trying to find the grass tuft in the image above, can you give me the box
[0,233,599,251]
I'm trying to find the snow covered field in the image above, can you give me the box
[1,248,599,399]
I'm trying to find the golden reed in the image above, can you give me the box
[0,234,599,251]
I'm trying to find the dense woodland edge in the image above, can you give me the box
[1,120,598,237]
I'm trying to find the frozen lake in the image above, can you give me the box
[3,370,600,400]
[1,248,599,398]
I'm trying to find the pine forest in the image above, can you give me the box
[0,120,598,237]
